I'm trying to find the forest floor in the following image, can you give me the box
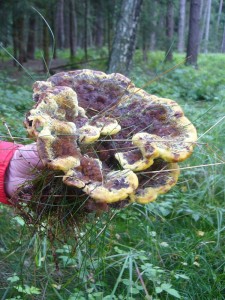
[0,58,68,78]
[0,47,109,81]
[0,51,225,299]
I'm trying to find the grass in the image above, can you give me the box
[0,51,225,299]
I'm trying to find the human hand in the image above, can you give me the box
[5,144,43,198]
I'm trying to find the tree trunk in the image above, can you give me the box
[217,0,223,30]
[94,0,104,48]
[108,0,143,75]
[17,16,26,69]
[199,0,204,17]
[105,0,117,56]
[165,0,174,61]
[64,4,70,49]
[150,0,157,51]
[203,0,211,53]
[43,23,50,73]
[216,0,223,49]
[140,0,150,61]
[87,1,93,48]
[0,2,9,47]
[150,32,156,51]
[221,24,225,52]
[186,0,201,67]
[106,1,113,55]
[199,1,207,50]
[84,0,88,61]
[56,0,65,49]
[12,9,18,67]
[142,30,148,62]
[69,0,77,58]
[177,0,186,53]
[27,15,36,60]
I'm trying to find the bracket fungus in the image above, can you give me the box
[24,69,197,206]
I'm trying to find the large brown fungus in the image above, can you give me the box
[25,69,197,205]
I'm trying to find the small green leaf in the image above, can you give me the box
[7,275,19,283]
[92,292,104,297]
[13,216,25,226]
[130,287,140,294]
[161,283,172,290]
[167,288,181,299]
[174,274,190,280]
[155,286,163,294]
[121,279,131,286]
[14,285,41,295]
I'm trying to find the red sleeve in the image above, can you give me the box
[0,141,21,205]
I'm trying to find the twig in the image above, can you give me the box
[96,211,117,239]
[197,115,225,141]
[134,261,152,300]
[2,120,16,143]
[141,162,225,175]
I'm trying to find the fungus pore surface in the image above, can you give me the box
[25,69,197,205]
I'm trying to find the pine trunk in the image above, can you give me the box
[64,5,70,49]
[186,0,201,66]
[199,1,207,50]
[56,0,65,49]
[94,0,104,48]
[106,0,117,55]
[106,1,113,54]
[203,0,211,53]
[221,24,225,52]
[69,0,77,58]
[17,16,26,69]
[177,0,186,53]
[142,30,148,62]
[217,0,223,30]
[43,23,50,73]
[27,15,36,60]
[12,9,18,67]
[108,0,143,75]
[150,0,157,51]
[84,0,88,61]
[165,0,174,61]
[216,0,223,51]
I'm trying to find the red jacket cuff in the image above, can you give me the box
[0,141,21,205]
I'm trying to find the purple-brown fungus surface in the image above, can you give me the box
[25,69,197,204]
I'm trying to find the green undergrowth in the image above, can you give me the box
[132,51,225,103]
[0,74,32,140]
[0,51,225,299]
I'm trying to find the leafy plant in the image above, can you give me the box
[0,51,225,299]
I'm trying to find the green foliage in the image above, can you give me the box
[0,47,13,62]
[0,51,225,299]
[133,51,225,103]
[14,285,41,295]
[6,274,40,299]
[0,73,34,141]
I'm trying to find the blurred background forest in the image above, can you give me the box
[1,0,225,74]
[0,0,225,299]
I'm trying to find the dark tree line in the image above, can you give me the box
[0,0,225,74]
